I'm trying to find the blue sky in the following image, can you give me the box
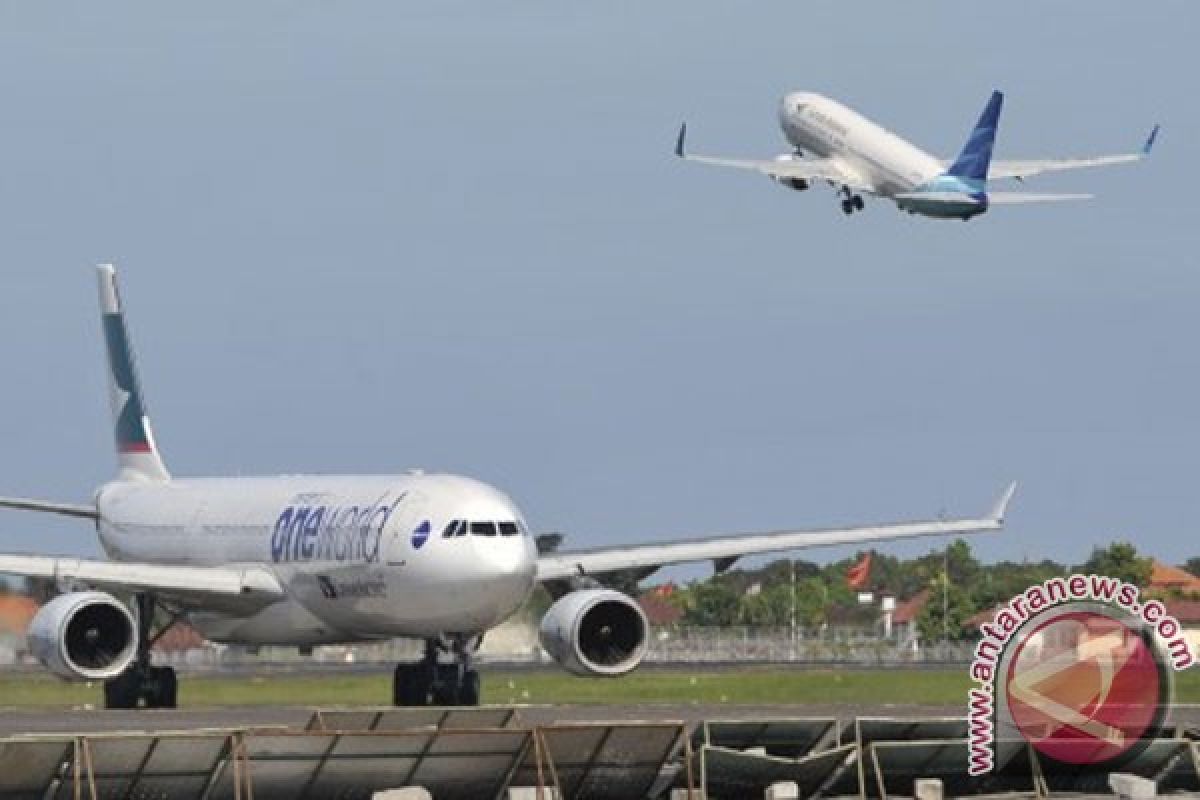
[0,2,1193,575]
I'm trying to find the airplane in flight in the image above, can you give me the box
[0,265,1016,708]
[675,90,1158,220]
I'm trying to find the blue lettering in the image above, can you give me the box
[302,507,323,559]
[270,494,403,564]
[271,508,294,562]
[290,507,310,560]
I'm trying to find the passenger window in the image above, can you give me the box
[470,521,497,537]
[499,522,519,537]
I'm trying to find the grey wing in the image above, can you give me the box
[0,554,285,613]
[537,483,1015,581]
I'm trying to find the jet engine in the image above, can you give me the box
[538,589,648,676]
[774,177,809,191]
[27,591,138,681]
[772,153,808,190]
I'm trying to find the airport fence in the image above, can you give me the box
[137,624,976,671]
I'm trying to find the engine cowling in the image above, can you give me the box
[27,591,138,681]
[772,153,808,191]
[774,177,809,191]
[538,589,648,676]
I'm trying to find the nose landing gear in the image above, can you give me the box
[394,635,483,706]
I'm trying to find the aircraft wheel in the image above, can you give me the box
[840,199,854,215]
[104,670,139,709]
[152,666,178,708]
[460,670,482,706]
[852,194,864,211]
[432,664,462,706]
[394,664,429,706]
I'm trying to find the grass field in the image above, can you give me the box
[2,666,1199,708]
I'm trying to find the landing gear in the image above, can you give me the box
[104,663,177,709]
[839,186,864,215]
[103,593,180,709]
[393,635,482,707]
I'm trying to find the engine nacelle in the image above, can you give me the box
[774,177,809,191]
[772,153,808,191]
[27,591,138,681]
[538,589,648,676]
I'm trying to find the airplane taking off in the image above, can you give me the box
[675,90,1158,220]
[0,265,1016,708]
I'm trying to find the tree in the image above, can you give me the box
[917,569,977,642]
[970,559,1066,609]
[683,579,741,627]
[736,584,793,627]
[1182,558,1200,579]
[1080,542,1152,587]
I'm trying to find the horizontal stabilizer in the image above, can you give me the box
[893,191,979,205]
[894,191,1090,206]
[0,496,98,520]
[987,191,1092,204]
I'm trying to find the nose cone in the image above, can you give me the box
[780,91,819,116]
[473,530,537,581]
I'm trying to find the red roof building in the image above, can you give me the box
[0,594,38,635]
[1150,561,1200,595]
[637,593,683,626]
[892,589,931,626]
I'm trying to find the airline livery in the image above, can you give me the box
[0,266,1015,707]
[676,90,1158,219]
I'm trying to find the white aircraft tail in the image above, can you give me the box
[98,264,170,482]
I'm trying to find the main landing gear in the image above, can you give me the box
[839,186,865,215]
[393,635,482,706]
[103,593,180,709]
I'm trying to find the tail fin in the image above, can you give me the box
[97,264,170,481]
[946,90,1003,183]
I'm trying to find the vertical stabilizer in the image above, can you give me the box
[97,264,170,481]
[945,90,1003,183]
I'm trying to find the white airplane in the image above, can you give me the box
[675,90,1158,220]
[0,265,1015,708]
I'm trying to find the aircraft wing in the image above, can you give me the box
[537,482,1015,582]
[674,123,873,192]
[0,554,286,613]
[985,125,1159,181]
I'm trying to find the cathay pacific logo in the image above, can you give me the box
[411,520,431,550]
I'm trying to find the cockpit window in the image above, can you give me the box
[498,521,519,537]
[442,520,458,538]
[470,521,497,537]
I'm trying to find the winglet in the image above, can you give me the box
[674,122,687,158]
[1142,124,1160,156]
[989,481,1018,523]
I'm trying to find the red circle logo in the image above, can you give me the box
[1005,609,1167,766]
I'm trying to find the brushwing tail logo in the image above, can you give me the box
[102,312,153,454]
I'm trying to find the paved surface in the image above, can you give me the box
[2,702,1199,735]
